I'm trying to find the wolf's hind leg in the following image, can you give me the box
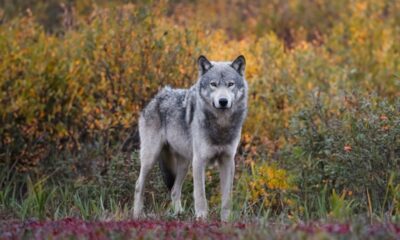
[171,157,190,214]
[133,123,163,219]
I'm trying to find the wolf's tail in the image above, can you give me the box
[158,145,176,191]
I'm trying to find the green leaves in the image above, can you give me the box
[286,93,400,217]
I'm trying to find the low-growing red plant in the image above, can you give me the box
[0,218,246,240]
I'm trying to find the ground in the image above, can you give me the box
[1,218,400,239]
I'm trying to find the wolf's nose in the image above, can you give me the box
[219,98,228,107]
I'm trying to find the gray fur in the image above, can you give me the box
[133,55,248,221]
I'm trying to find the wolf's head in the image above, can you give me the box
[197,55,247,111]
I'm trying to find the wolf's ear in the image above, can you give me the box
[231,55,246,76]
[198,55,213,75]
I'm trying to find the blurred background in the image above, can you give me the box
[0,0,399,221]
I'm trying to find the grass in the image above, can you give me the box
[0,117,399,240]
[1,150,399,221]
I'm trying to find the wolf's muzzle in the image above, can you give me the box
[219,98,228,108]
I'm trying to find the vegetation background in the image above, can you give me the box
[0,0,399,224]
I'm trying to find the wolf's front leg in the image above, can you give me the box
[219,157,235,221]
[192,155,208,219]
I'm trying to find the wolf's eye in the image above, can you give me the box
[228,82,235,87]
[210,82,217,87]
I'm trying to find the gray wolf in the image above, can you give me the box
[133,55,248,221]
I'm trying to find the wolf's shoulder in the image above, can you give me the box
[154,86,189,103]
[142,86,187,114]
[158,86,188,96]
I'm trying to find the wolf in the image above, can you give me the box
[133,55,248,221]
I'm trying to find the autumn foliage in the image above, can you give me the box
[0,0,399,221]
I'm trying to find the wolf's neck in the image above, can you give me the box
[201,107,244,128]
[198,107,245,145]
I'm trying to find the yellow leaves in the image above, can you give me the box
[354,2,368,13]
[121,117,132,129]
[256,165,290,191]
[55,123,68,138]
[199,30,262,80]
[3,134,13,145]
[247,163,295,208]
[352,27,368,45]
[1,1,399,177]
[295,40,310,52]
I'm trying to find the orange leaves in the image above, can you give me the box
[379,115,388,121]
[344,145,352,153]
[379,115,390,132]
[354,2,368,12]
[1,1,399,180]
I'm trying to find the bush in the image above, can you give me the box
[0,4,200,175]
[234,162,297,216]
[285,92,400,216]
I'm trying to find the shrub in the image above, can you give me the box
[243,162,296,215]
[0,3,200,175]
[285,92,400,216]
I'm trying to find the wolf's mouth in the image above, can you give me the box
[212,102,230,110]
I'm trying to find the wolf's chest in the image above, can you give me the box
[205,125,240,145]
[200,113,243,146]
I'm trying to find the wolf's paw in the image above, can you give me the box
[173,206,184,215]
[172,200,184,215]
[133,209,144,219]
[220,210,232,222]
[195,211,208,220]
